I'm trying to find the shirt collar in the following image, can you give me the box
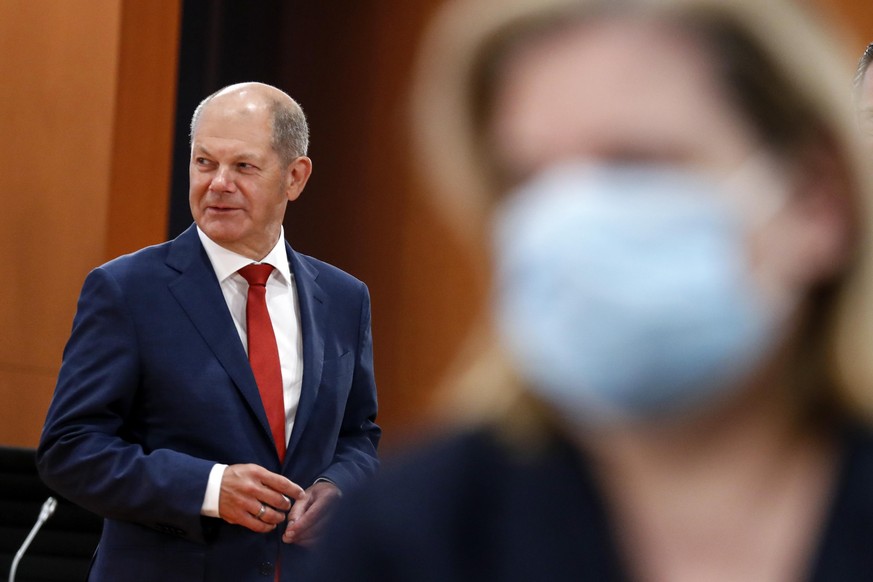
[196,226,292,285]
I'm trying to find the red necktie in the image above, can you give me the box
[239,264,286,460]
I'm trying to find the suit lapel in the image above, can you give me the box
[285,243,326,461]
[165,226,275,450]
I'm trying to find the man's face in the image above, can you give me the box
[189,99,304,260]
[857,66,873,149]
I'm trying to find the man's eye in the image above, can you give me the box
[195,157,211,166]
[238,162,255,170]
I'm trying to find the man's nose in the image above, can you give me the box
[209,166,237,192]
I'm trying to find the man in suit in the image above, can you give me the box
[36,82,380,581]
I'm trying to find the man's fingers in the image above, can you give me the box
[283,497,318,542]
[287,493,311,523]
[259,489,295,513]
[253,502,287,526]
[260,470,306,501]
[258,472,305,513]
[283,508,324,542]
[219,464,304,530]
[220,501,279,533]
[242,512,279,533]
[283,482,342,544]
[288,522,326,548]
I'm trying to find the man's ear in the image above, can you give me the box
[285,156,313,202]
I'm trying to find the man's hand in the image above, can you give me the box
[282,481,342,547]
[218,464,306,533]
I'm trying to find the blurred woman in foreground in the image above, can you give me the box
[310,0,873,579]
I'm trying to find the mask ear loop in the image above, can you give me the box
[719,151,792,230]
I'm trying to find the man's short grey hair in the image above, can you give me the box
[267,98,310,163]
[854,43,873,92]
[189,88,310,165]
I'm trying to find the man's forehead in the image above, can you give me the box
[197,95,272,128]
[214,81,288,100]
[203,92,270,118]
[191,104,274,150]
[208,83,293,116]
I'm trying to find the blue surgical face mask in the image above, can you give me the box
[492,161,787,426]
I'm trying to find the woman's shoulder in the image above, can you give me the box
[307,426,622,581]
[808,422,873,580]
[355,427,525,510]
[837,422,873,490]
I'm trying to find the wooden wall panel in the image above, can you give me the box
[0,0,121,447]
[0,0,180,447]
[814,0,873,57]
[106,0,181,260]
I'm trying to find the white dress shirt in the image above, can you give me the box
[196,226,304,517]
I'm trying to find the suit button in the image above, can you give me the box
[258,561,274,576]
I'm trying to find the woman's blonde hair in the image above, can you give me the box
[411,0,873,427]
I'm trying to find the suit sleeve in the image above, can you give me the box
[318,283,381,492]
[36,267,216,542]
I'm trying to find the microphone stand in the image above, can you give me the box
[8,497,57,582]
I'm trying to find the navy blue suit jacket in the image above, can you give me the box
[37,225,380,581]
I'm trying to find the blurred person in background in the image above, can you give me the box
[307,0,873,580]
